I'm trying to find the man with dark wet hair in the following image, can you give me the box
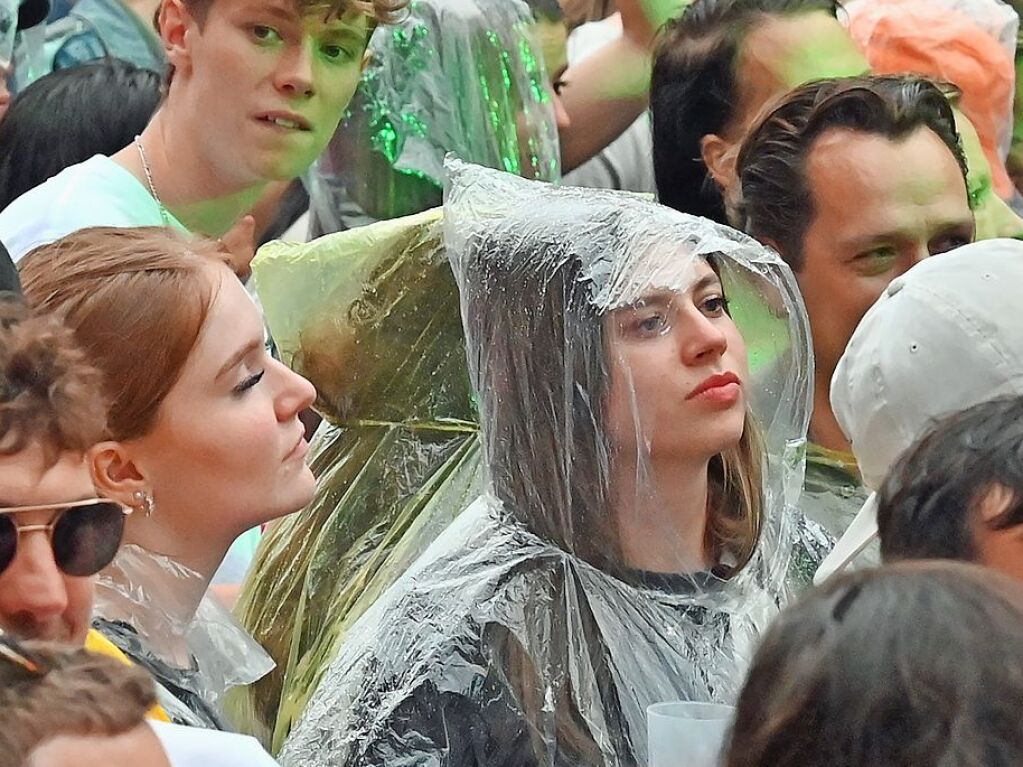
[737,74,973,539]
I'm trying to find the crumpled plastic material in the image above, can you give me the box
[274,160,827,767]
[0,0,17,67]
[93,545,275,726]
[844,0,1019,198]
[231,209,483,750]
[306,0,560,235]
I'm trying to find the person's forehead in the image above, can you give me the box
[209,0,368,28]
[531,18,568,79]
[805,127,970,239]
[601,253,717,310]
[181,267,262,376]
[0,447,93,507]
[743,11,868,90]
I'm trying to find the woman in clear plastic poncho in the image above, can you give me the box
[279,161,827,767]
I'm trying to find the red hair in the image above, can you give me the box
[20,227,228,440]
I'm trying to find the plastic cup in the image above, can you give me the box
[647,701,734,767]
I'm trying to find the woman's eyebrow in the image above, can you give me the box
[690,274,722,294]
[216,339,262,382]
[619,290,674,310]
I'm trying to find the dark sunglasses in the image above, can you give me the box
[0,499,131,577]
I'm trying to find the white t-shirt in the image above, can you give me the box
[150,722,280,767]
[562,15,656,195]
[0,154,185,261]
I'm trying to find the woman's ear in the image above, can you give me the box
[159,0,196,77]
[88,441,149,510]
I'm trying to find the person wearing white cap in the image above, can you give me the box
[815,237,1023,582]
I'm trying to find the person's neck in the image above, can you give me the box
[99,519,234,665]
[611,455,712,574]
[125,511,232,608]
[810,367,852,453]
[112,110,266,237]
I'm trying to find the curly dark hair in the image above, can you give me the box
[0,636,156,761]
[0,298,107,465]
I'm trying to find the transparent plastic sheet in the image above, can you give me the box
[93,545,275,724]
[232,210,483,750]
[845,0,1019,196]
[306,0,560,235]
[0,0,16,67]
[278,161,828,767]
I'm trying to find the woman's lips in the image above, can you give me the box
[686,371,742,401]
[284,433,310,463]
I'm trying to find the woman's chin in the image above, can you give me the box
[291,467,318,510]
[266,467,318,522]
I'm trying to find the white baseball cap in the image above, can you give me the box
[814,239,1023,583]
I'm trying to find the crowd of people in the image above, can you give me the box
[2,0,1023,765]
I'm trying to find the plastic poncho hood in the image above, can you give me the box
[278,162,823,767]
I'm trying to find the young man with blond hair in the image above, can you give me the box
[0,0,405,260]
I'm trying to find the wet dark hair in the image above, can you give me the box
[651,0,838,223]
[724,561,1023,767]
[0,59,161,213]
[876,396,1023,563]
[737,74,967,270]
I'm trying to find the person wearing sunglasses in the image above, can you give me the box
[0,297,114,646]
[0,297,285,764]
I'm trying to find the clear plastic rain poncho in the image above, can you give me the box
[0,0,16,70]
[276,161,828,767]
[232,207,483,749]
[306,0,560,235]
[93,545,275,729]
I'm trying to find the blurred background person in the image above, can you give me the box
[651,0,868,224]
[723,563,1023,767]
[0,58,161,213]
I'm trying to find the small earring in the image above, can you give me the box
[132,490,155,518]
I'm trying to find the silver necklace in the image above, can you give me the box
[134,135,173,226]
